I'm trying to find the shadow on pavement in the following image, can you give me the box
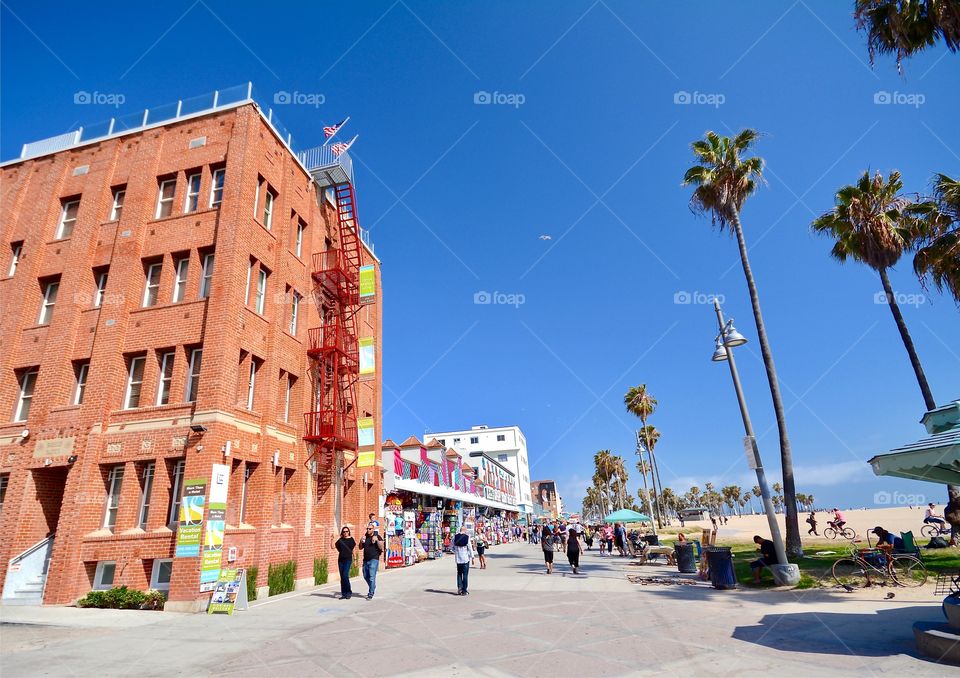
[732,605,943,661]
[424,588,461,596]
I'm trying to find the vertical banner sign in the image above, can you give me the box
[357,417,375,448]
[359,265,376,305]
[359,338,375,377]
[175,480,207,557]
[200,464,230,590]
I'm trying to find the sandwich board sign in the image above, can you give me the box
[207,568,248,614]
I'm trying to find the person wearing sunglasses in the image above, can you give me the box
[333,526,357,599]
[359,522,384,599]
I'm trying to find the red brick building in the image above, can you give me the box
[0,86,383,611]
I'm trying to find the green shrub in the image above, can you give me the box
[247,566,258,602]
[314,557,328,585]
[349,556,359,578]
[268,560,296,596]
[77,586,158,610]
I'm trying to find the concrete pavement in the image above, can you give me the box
[0,542,952,676]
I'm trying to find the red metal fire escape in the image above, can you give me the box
[303,182,363,465]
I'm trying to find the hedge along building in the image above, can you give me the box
[0,84,383,611]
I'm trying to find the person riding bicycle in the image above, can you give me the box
[828,507,846,530]
[924,503,947,530]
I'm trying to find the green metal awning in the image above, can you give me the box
[869,401,960,485]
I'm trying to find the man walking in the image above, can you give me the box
[359,522,383,599]
[806,511,818,536]
[453,526,475,595]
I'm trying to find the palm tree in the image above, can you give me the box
[772,482,784,514]
[912,173,960,305]
[624,386,665,526]
[812,170,936,411]
[593,450,615,513]
[636,458,654,520]
[854,0,960,72]
[683,129,801,557]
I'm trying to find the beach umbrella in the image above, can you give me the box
[603,509,651,523]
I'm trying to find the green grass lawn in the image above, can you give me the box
[723,541,960,589]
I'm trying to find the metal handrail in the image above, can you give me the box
[9,535,54,565]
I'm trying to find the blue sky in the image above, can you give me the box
[3,1,958,512]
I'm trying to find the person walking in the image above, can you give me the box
[806,511,818,536]
[541,525,555,574]
[475,530,487,569]
[584,526,594,551]
[566,526,582,574]
[603,524,614,555]
[359,522,383,599]
[333,526,356,599]
[453,527,475,595]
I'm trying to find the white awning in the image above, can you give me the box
[393,477,518,512]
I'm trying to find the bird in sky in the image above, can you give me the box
[539,234,552,240]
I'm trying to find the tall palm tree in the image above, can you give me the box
[624,386,665,526]
[593,450,615,513]
[912,172,960,305]
[812,170,936,411]
[683,129,802,557]
[854,0,960,72]
[636,459,654,518]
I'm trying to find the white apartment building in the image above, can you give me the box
[428,425,534,517]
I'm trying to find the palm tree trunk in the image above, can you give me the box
[650,449,668,526]
[878,268,937,410]
[731,211,802,558]
[639,460,652,516]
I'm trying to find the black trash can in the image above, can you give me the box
[675,543,697,573]
[705,547,737,589]
[643,534,660,546]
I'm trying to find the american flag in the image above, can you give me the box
[331,135,357,157]
[323,118,347,139]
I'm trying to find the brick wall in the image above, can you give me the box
[0,102,383,609]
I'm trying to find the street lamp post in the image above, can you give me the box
[711,299,789,568]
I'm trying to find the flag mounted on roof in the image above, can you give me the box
[323,117,349,143]
[331,134,357,157]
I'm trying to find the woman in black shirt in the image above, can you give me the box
[567,527,581,574]
[333,527,356,599]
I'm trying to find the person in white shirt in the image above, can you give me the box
[453,527,475,596]
[925,503,946,529]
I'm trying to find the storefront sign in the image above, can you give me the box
[200,464,230,588]
[359,338,375,376]
[175,479,207,557]
[357,417,375,447]
[357,451,376,467]
[207,568,248,615]
[359,265,376,304]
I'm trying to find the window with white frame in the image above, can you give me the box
[138,462,155,529]
[38,279,59,325]
[14,369,38,422]
[172,256,189,302]
[93,269,109,307]
[283,372,295,423]
[210,168,225,207]
[289,291,301,335]
[110,188,125,221]
[497,434,506,442]
[244,258,254,306]
[74,361,89,406]
[0,474,8,514]
[156,351,175,405]
[8,242,23,277]
[239,463,254,524]
[142,262,162,307]
[124,355,146,409]
[199,253,214,299]
[295,219,306,257]
[254,267,268,314]
[246,358,260,410]
[185,348,202,403]
[150,558,173,592]
[168,459,185,526]
[262,189,274,229]
[184,173,201,213]
[103,465,124,530]
[56,199,79,239]
[156,179,176,218]
[93,561,116,590]
[470,436,479,445]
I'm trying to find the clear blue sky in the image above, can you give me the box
[3,1,958,512]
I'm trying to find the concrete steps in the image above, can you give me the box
[3,574,47,606]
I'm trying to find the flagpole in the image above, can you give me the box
[322,116,350,147]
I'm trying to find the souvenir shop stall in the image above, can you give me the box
[382,493,427,568]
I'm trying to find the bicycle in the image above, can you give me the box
[831,545,928,589]
[920,521,952,539]
[823,521,857,541]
